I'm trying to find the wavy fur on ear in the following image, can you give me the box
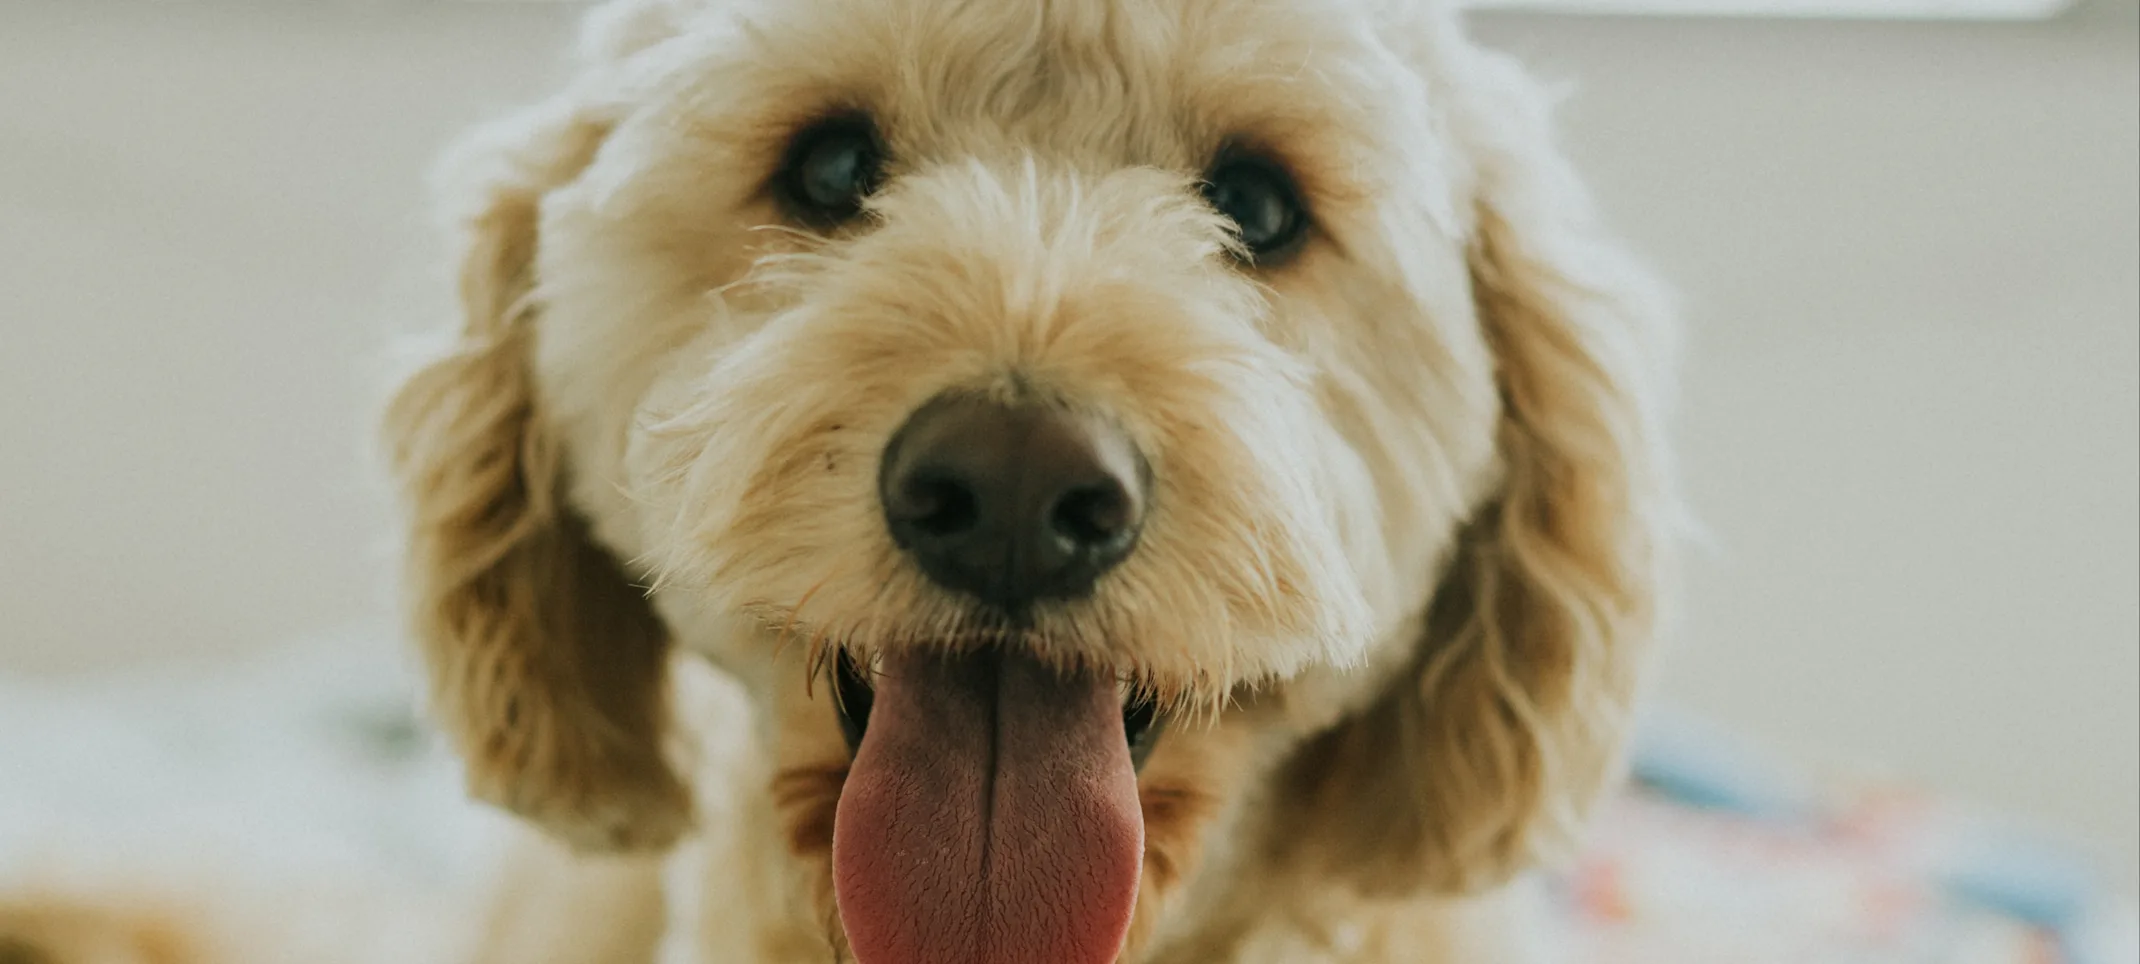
[381,86,692,853]
[1286,31,1676,897]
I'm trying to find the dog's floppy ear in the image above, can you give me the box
[1288,37,1676,896]
[381,82,691,853]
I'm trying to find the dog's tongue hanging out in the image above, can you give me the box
[833,649,1143,964]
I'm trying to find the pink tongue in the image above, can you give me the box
[833,650,1143,964]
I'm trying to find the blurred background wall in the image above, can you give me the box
[2,1,2134,885]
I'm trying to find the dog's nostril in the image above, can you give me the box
[898,472,981,538]
[1050,482,1132,549]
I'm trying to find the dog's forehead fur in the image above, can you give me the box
[564,0,1477,315]
[654,0,1457,188]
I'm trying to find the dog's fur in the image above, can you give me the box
[2,1,1675,961]
[384,0,1678,960]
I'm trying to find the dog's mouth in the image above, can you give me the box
[829,648,1157,964]
[833,651,1165,768]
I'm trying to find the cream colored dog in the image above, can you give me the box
[382,0,1678,961]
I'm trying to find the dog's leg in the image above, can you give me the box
[468,829,668,964]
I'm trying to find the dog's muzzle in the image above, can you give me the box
[834,650,1164,769]
[829,392,1165,964]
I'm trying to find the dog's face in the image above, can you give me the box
[383,0,1674,959]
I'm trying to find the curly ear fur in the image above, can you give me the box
[381,84,692,853]
[1286,36,1676,896]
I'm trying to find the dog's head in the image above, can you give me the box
[382,0,1675,958]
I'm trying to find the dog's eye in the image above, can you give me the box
[1201,155,1307,262]
[778,117,885,226]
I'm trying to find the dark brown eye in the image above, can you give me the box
[778,117,884,226]
[1200,154,1307,262]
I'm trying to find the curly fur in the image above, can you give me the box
[386,0,1676,961]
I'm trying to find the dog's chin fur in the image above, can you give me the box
[369,0,1680,961]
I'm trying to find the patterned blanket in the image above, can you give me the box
[1566,710,2135,963]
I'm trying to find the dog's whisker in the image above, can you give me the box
[778,577,831,653]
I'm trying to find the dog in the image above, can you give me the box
[379,0,1680,961]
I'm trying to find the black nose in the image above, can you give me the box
[879,394,1148,609]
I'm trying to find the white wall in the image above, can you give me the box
[1468,12,2139,885]
[3,2,2134,885]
